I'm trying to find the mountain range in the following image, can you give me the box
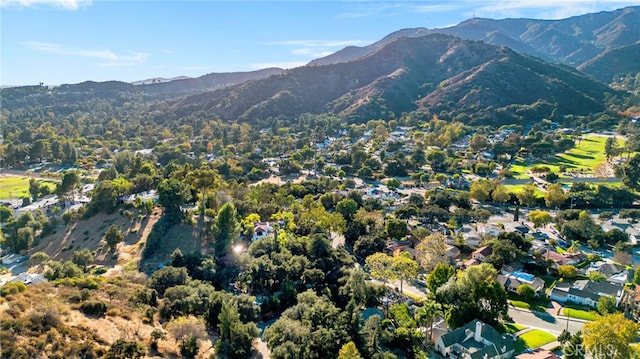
[2,6,638,125]
[310,6,640,83]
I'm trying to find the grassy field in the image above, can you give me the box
[0,176,58,199]
[509,134,625,179]
[519,329,557,349]
[562,307,598,321]
[502,183,545,196]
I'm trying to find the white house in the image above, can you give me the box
[252,222,274,242]
[549,280,624,307]
[435,319,515,359]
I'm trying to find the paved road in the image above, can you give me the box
[508,307,586,335]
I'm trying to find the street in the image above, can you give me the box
[508,307,585,335]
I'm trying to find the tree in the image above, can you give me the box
[385,217,407,239]
[336,198,359,222]
[583,313,639,359]
[491,184,510,206]
[166,316,207,358]
[217,301,259,359]
[415,233,449,271]
[597,295,617,315]
[427,263,455,294]
[558,265,579,279]
[517,183,537,207]
[415,299,442,345]
[365,253,395,284]
[104,225,124,252]
[392,253,419,293]
[212,202,240,257]
[56,170,80,203]
[386,178,401,192]
[468,133,489,152]
[338,341,362,359]
[437,263,507,328]
[514,206,520,222]
[147,266,189,296]
[426,150,447,171]
[469,179,493,202]
[621,153,640,191]
[527,210,551,228]
[604,136,620,162]
[30,251,49,266]
[157,178,191,219]
[516,283,536,301]
[545,183,567,209]
[29,178,41,201]
[362,314,382,357]
[72,248,94,270]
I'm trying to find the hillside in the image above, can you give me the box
[577,42,640,82]
[309,6,640,75]
[166,34,618,125]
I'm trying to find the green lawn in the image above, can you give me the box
[509,134,625,178]
[501,323,527,334]
[519,329,557,349]
[502,184,545,196]
[0,176,57,199]
[562,307,598,321]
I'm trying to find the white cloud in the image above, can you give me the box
[267,39,371,60]
[0,0,90,10]
[473,0,639,19]
[250,61,307,70]
[23,41,148,66]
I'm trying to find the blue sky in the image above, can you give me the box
[2,0,639,86]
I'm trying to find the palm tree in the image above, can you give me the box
[567,240,582,254]
[414,299,442,345]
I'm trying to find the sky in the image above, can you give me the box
[2,0,640,86]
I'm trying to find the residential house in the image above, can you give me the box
[516,349,560,359]
[549,279,624,307]
[584,261,629,284]
[435,319,515,359]
[457,224,482,247]
[472,246,493,263]
[1,253,26,265]
[497,271,545,297]
[478,224,503,237]
[542,250,583,270]
[252,222,274,242]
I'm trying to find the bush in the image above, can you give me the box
[0,282,27,297]
[80,301,107,317]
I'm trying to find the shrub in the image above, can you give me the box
[80,301,107,317]
[0,282,27,297]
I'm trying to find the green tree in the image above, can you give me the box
[491,184,510,206]
[212,202,240,257]
[527,210,551,228]
[545,183,568,209]
[415,233,449,272]
[30,251,49,266]
[104,225,124,252]
[365,252,395,284]
[386,178,401,192]
[621,154,640,191]
[392,253,419,293]
[217,301,259,359]
[469,179,493,202]
[147,266,189,296]
[596,295,617,315]
[415,299,442,344]
[583,313,639,359]
[604,136,620,162]
[385,217,407,239]
[516,283,536,302]
[517,183,537,207]
[157,178,191,219]
[336,198,359,222]
[338,341,362,359]
[427,263,455,294]
[71,248,94,270]
[558,265,579,279]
